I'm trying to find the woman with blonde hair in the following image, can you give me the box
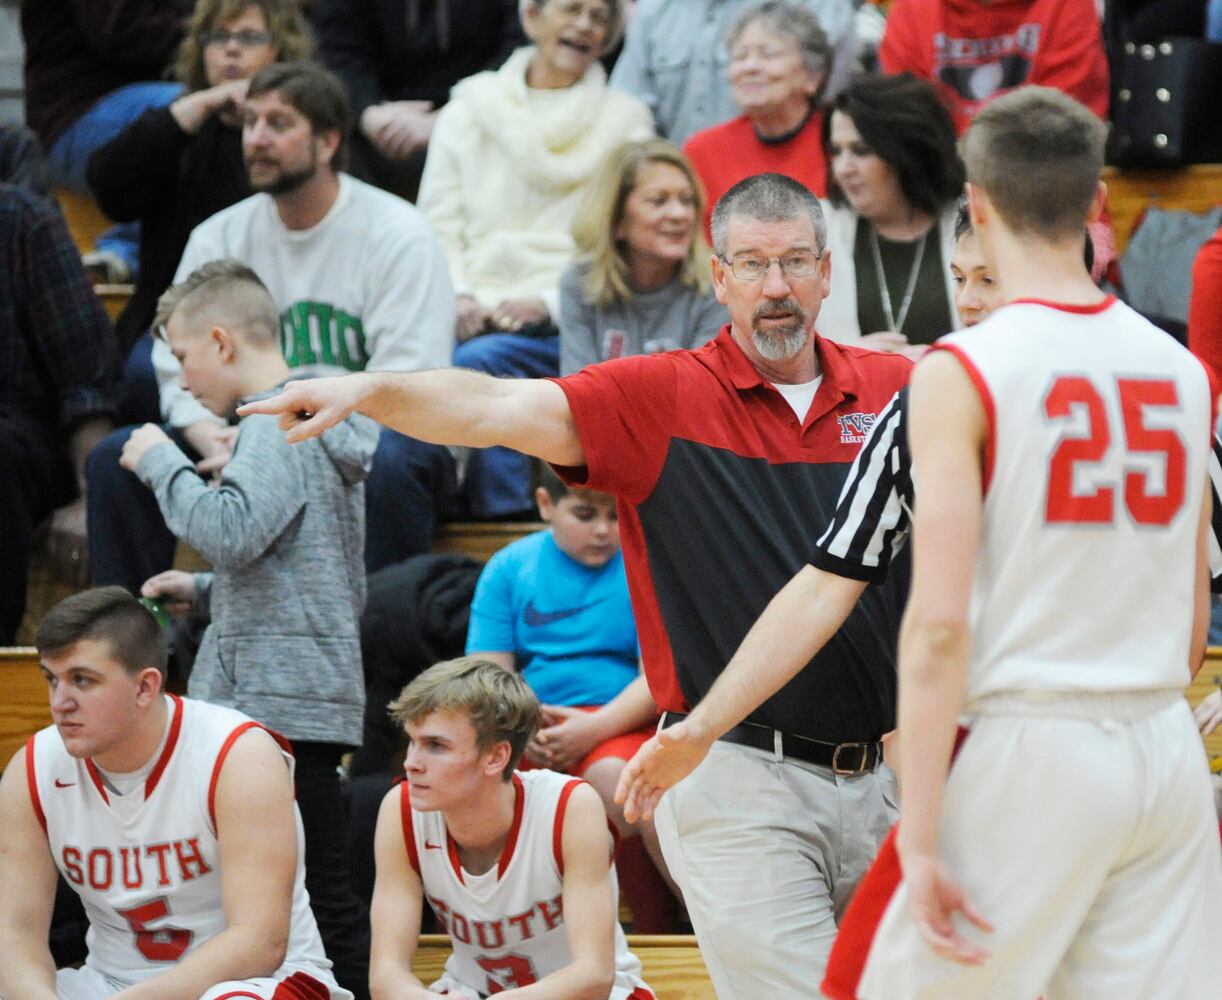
[88,0,313,400]
[560,139,726,374]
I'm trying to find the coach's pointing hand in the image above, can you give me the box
[237,373,373,443]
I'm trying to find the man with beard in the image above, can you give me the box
[85,60,457,594]
[241,173,913,998]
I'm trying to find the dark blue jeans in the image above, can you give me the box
[86,422,455,591]
[453,330,559,518]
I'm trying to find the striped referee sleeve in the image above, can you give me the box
[1209,434,1222,592]
[811,388,914,583]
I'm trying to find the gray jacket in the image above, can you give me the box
[136,390,378,745]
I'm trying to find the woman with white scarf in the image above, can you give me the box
[418,0,652,518]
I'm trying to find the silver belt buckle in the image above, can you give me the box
[831,741,871,775]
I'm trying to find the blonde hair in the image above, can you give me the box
[173,0,314,93]
[571,139,711,308]
[388,657,542,781]
[155,258,280,347]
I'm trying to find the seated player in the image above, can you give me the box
[0,587,351,1000]
[465,467,677,930]
[368,657,653,1000]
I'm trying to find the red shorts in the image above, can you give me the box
[519,706,657,777]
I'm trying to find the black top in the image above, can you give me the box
[87,107,250,355]
[21,0,189,147]
[853,216,953,346]
[315,0,526,115]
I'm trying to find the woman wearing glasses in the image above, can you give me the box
[87,0,313,421]
[818,73,964,355]
[417,0,651,518]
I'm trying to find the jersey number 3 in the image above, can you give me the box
[476,952,538,993]
[1044,376,1187,526]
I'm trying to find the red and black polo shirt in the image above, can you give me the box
[552,328,913,743]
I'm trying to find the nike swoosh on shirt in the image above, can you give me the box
[425,841,442,850]
[55,779,76,788]
[522,600,599,626]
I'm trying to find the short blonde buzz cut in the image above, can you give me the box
[155,258,281,349]
[961,86,1107,241]
[388,656,542,781]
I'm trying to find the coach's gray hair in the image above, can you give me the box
[710,173,827,257]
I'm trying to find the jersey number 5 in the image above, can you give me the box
[476,952,538,993]
[116,897,193,962]
[1044,376,1187,526]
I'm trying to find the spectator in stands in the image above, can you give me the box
[560,138,724,374]
[0,184,117,643]
[85,60,456,594]
[879,0,1109,134]
[0,125,51,194]
[466,466,679,930]
[87,0,314,424]
[818,74,964,352]
[684,0,832,239]
[610,0,855,146]
[125,260,374,1000]
[417,0,652,519]
[315,0,526,202]
[1189,222,1222,387]
[21,1,193,281]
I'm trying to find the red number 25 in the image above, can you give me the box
[1044,376,1187,526]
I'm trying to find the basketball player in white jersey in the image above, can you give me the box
[855,88,1222,998]
[369,657,652,1000]
[0,587,351,1000]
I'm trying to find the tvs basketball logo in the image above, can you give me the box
[837,412,876,445]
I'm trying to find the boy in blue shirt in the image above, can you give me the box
[466,466,679,930]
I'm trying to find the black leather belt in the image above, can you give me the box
[661,712,883,775]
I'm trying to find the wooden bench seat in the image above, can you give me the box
[1102,163,1222,254]
[411,933,715,999]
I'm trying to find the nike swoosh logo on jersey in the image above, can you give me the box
[425,841,442,850]
[522,599,599,626]
[55,779,75,788]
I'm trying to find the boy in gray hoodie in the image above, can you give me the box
[120,258,377,999]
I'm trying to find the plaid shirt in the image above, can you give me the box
[0,184,117,430]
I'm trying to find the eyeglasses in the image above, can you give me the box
[719,251,822,281]
[200,29,274,48]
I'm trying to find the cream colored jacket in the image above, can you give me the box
[418,46,653,318]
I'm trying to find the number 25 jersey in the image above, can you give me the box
[934,297,1213,699]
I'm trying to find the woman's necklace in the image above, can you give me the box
[869,224,928,334]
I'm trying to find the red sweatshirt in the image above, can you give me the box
[1189,226,1222,389]
[879,0,1109,133]
[684,111,827,240]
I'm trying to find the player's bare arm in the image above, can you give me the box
[617,566,868,823]
[237,369,586,468]
[497,783,616,1000]
[0,747,60,1000]
[111,728,299,1000]
[369,786,447,1000]
[895,350,994,966]
[1190,479,1212,678]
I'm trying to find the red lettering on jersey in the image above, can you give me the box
[174,837,212,882]
[537,895,563,931]
[87,848,113,890]
[119,847,143,889]
[475,918,506,950]
[146,842,173,887]
[62,846,84,885]
[507,908,536,941]
[427,894,450,933]
[451,912,471,944]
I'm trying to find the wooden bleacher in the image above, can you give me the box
[410,933,714,999]
[1102,163,1222,255]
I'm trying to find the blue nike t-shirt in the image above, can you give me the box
[466,529,640,706]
